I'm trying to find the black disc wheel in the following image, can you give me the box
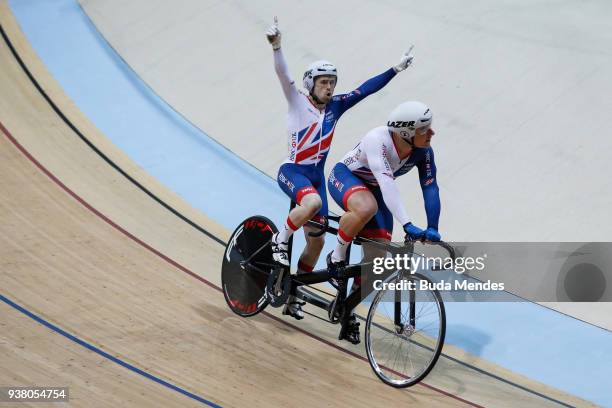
[221,216,277,317]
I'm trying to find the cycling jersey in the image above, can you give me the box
[273,48,396,167]
[330,126,440,232]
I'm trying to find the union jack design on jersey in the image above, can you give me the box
[291,122,336,165]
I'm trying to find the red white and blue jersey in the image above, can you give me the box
[273,48,396,167]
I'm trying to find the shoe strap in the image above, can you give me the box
[271,240,289,254]
[272,233,288,246]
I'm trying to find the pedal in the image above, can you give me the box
[266,267,290,307]
[283,298,305,320]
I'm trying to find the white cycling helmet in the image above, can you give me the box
[303,60,337,93]
[387,101,432,142]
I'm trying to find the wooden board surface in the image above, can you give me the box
[0,3,595,407]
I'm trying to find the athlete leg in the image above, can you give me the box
[299,222,325,272]
[328,163,377,264]
[297,169,328,271]
[290,192,322,227]
[281,216,324,321]
[343,199,392,345]
[331,190,378,263]
[275,191,322,246]
[275,164,323,264]
[342,191,378,238]
[327,164,382,345]
[277,164,325,317]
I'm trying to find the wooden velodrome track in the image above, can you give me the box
[0,5,593,408]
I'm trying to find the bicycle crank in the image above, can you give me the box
[266,266,290,307]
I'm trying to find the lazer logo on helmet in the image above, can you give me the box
[387,121,415,128]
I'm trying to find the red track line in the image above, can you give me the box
[0,120,483,408]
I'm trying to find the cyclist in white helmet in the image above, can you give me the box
[327,101,441,343]
[266,17,415,320]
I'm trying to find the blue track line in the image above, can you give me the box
[0,294,222,408]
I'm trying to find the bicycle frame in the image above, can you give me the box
[243,202,454,327]
[281,202,424,327]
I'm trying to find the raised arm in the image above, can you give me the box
[273,49,299,103]
[335,47,415,114]
[266,17,299,103]
[335,68,396,113]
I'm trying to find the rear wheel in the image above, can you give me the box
[221,216,277,317]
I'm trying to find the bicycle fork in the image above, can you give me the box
[394,287,416,335]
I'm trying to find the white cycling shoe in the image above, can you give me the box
[271,232,289,267]
[283,295,305,320]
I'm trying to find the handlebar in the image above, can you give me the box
[431,240,456,260]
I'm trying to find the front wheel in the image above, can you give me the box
[221,216,277,317]
[365,271,446,387]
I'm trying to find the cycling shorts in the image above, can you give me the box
[328,163,392,240]
[277,163,328,220]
